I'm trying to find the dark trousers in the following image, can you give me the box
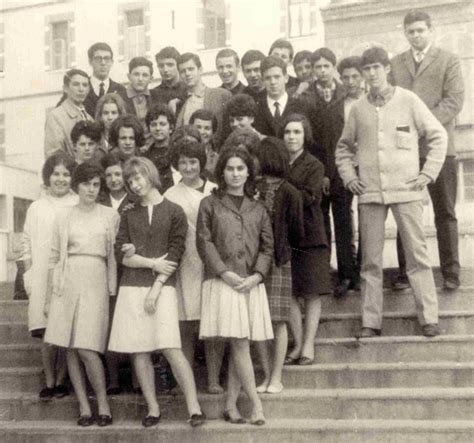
[322,177,357,282]
[397,156,460,281]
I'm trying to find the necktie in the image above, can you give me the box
[274,101,281,120]
[99,82,105,97]
[81,110,88,120]
[415,51,425,64]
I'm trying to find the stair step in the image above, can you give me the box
[0,388,473,422]
[0,419,473,443]
[0,344,42,367]
[0,323,35,344]
[317,310,474,337]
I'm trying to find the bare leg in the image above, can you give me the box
[268,321,287,389]
[205,340,224,392]
[163,348,201,416]
[287,297,303,360]
[255,341,271,391]
[77,349,110,416]
[131,353,159,416]
[300,297,321,360]
[180,321,198,368]
[66,349,90,416]
[225,356,243,419]
[41,342,57,388]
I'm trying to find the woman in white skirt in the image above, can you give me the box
[108,157,205,428]
[45,163,119,427]
[196,145,274,425]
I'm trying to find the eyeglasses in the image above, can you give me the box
[92,56,113,63]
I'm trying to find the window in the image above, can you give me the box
[51,21,68,70]
[125,9,145,58]
[0,22,4,73]
[45,13,75,71]
[462,159,474,202]
[13,198,33,233]
[202,0,226,49]
[0,114,4,162]
[288,0,317,38]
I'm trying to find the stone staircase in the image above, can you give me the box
[0,269,473,442]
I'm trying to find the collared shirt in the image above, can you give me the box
[182,85,206,125]
[127,86,151,123]
[71,102,89,120]
[411,43,432,64]
[151,80,188,105]
[90,76,110,97]
[267,92,288,117]
[367,84,395,107]
[315,80,337,103]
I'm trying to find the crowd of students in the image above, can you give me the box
[22,8,463,429]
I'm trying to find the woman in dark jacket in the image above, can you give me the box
[280,113,331,366]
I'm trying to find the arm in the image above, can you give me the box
[22,205,34,271]
[287,187,305,247]
[165,205,188,264]
[252,208,275,279]
[44,215,62,315]
[44,112,67,157]
[297,158,325,208]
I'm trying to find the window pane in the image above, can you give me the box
[203,0,225,49]
[463,159,474,202]
[52,21,68,39]
[51,21,68,70]
[126,9,144,27]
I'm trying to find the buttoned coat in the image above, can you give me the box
[390,46,464,157]
[85,79,127,117]
[196,193,274,281]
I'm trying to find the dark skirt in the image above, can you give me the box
[291,246,331,298]
[265,261,292,322]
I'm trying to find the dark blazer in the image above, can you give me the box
[196,193,274,280]
[288,150,327,248]
[253,94,317,138]
[221,81,246,96]
[242,86,266,102]
[84,79,127,117]
[390,46,464,157]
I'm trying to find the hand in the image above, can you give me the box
[322,177,330,195]
[152,254,177,275]
[234,273,263,293]
[121,243,136,258]
[292,81,309,98]
[406,174,431,191]
[347,179,366,196]
[168,98,181,116]
[144,286,161,314]
[221,271,244,288]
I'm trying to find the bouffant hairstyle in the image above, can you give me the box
[226,94,257,118]
[170,125,202,146]
[279,113,314,150]
[109,115,146,149]
[256,136,289,178]
[42,151,76,187]
[70,120,102,145]
[189,109,218,133]
[170,140,207,171]
[145,103,175,129]
[71,162,103,193]
[122,156,161,194]
[100,152,122,171]
[311,47,337,67]
[95,93,127,123]
[222,128,261,156]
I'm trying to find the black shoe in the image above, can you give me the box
[53,384,69,399]
[444,278,460,291]
[97,415,113,427]
[142,414,161,428]
[223,410,246,424]
[334,279,351,298]
[106,386,123,396]
[357,327,381,338]
[132,387,143,395]
[77,415,95,427]
[422,324,440,337]
[189,412,206,427]
[392,275,409,291]
[39,387,55,402]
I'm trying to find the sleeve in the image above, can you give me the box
[166,205,188,263]
[114,212,131,264]
[48,215,62,268]
[196,197,228,276]
[253,207,274,278]
[44,112,67,157]
[107,212,120,296]
[296,158,325,208]
[22,204,35,262]
[287,187,305,248]
[335,107,359,186]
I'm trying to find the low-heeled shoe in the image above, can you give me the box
[189,412,206,427]
[223,410,246,424]
[97,415,113,427]
[142,414,161,428]
[77,415,95,427]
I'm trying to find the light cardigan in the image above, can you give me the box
[335,86,447,205]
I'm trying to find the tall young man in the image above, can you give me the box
[215,48,246,95]
[391,10,465,290]
[268,38,300,91]
[241,50,266,101]
[336,47,447,338]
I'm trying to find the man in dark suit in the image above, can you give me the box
[253,56,315,138]
[391,10,465,290]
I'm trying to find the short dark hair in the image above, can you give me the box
[109,115,145,148]
[338,56,363,75]
[311,47,337,67]
[223,128,261,154]
[241,50,265,67]
[155,46,180,63]
[260,56,287,76]
[128,56,153,75]
[177,52,202,69]
[71,120,102,145]
[42,151,76,187]
[269,38,294,61]
[63,69,89,87]
[214,145,256,197]
[279,113,314,149]
[189,109,218,133]
[256,136,289,178]
[226,94,257,118]
[293,50,313,66]
[404,10,432,28]
[145,103,175,129]
[170,140,207,171]
[71,162,103,193]
[361,47,390,68]
[88,42,113,60]
[100,152,122,171]
[216,48,240,66]
[170,125,202,146]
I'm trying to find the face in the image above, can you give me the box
[341,67,363,95]
[101,102,120,130]
[230,115,254,132]
[179,59,201,88]
[178,156,201,183]
[149,115,172,143]
[313,57,336,85]
[127,172,152,197]
[192,118,213,144]
[157,57,179,83]
[270,47,291,66]
[49,164,72,198]
[223,156,249,191]
[263,66,288,99]
[74,135,97,163]
[243,61,263,89]
[127,66,152,93]
[284,121,305,155]
[104,164,124,193]
[90,49,113,80]
[405,21,432,51]
[77,176,101,205]
[117,127,136,157]
[216,56,239,86]
[362,62,390,91]
[64,74,90,106]
[294,59,313,82]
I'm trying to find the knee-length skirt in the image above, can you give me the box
[265,261,292,322]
